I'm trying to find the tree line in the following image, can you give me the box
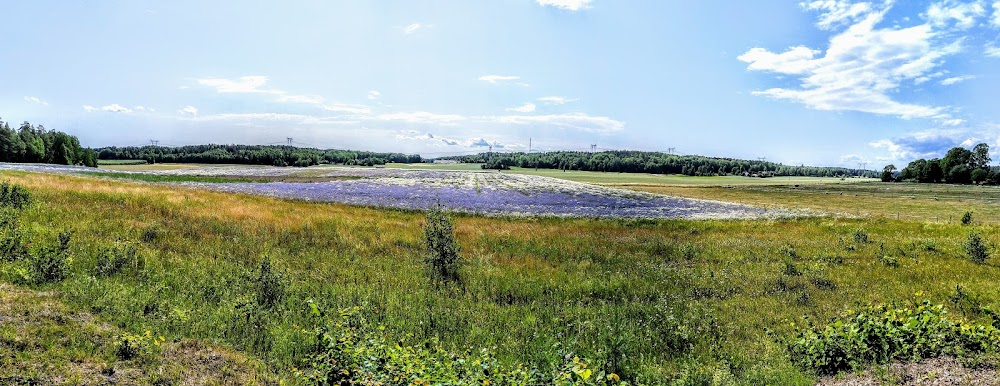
[886,143,999,184]
[441,151,875,178]
[96,144,423,167]
[0,117,97,167]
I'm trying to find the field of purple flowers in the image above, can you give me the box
[0,163,791,219]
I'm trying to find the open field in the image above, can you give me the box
[2,169,1000,384]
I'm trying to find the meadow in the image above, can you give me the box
[1,167,1000,385]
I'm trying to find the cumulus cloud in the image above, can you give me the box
[478,75,520,84]
[177,106,198,116]
[993,1,1000,25]
[368,90,381,100]
[987,43,1000,57]
[82,105,97,112]
[740,2,970,122]
[196,76,277,94]
[23,96,48,106]
[537,96,577,105]
[925,0,986,29]
[98,104,132,113]
[133,105,155,112]
[537,0,593,11]
[801,0,874,30]
[869,130,969,160]
[506,103,537,113]
[940,75,977,85]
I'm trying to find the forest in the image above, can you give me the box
[96,144,422,167]
[0,118,97,167]
[442,150,875,177]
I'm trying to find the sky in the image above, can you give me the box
[1,0,999,167]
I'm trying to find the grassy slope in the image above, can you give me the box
[1,170,999,384]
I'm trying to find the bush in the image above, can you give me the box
[114,330,164,361]
[31,231,72,283]
[962,211,973,226]
[789,300,1000,375]
[853,230,869,244]
[423,204,461,284]
[0,181,32,210]
[964,231,990,264]
[254,257,285,310]
[297,304,627,385]
[93,241,143,276]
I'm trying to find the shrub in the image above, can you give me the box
[853,230,869,244]
[31,231,73,283]
[254,257,285,310]
[964,231,990,264]
[0,211,28,262]
[114,330,164,361]
[93,241,143,277]
[0,181,32,210]
[962,211,973,226]
[423,204,461,284]
[789,300,1000,375]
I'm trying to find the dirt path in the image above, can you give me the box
[817,357,999,386]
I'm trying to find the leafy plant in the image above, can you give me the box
[964,231,990,264]
[93,240,143,277]
[114,330,165,362]
[423,203,461,284]
[0,181,32,210]
[254,257,285,310]
[31,231,73,283]
[853,230,869,244]
[962,211,974,226]
[788,300,1000,375]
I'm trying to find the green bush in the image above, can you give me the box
[254,257,285,310]
[93,241,143,277]
[0,181,32,210]
[297,304,627,385]
[962,211,974,226]
[853,230,869,244]
[788,300,1000,375]
[114,330,164,362]
[31,231,72,283]
[423,204,461,284]
[964,231,990,264]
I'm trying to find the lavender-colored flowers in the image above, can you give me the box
[0,162,792,219]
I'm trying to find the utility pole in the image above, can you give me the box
[528,138,532,154]
[287,137,293,147]
[667,147,675,155]
[590,144,597,153]
[149,140,159,164]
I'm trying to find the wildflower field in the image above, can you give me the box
[2,165,1000,385]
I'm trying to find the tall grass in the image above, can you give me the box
[1,171,999,384]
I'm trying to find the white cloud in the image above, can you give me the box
[839,153,866,165]
[487,113,624,133]
[506,103,537,113]
[23,96,48,106]
[537,0,593,11]
[177,106,198,116]
[993,1,1000,25]
[100,104,132,113]
[987,43,1000,57]
[942,118,966,126]
[196,75,277,94]
[537,96,578,105]
[82,105,97,112]
[478,75,520,84]
[276,94,325,104]
[368,90,381,100]
[402,23,423,34]
[940,75,977,85]
[925,0,986,29]
[869,128,972,160]
[740,3,967,121]
[322,103,371,115]
[801,1,874,30]
[377,111,466,124]
[185,112,358,126]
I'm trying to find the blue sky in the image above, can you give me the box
[2,0,999,167]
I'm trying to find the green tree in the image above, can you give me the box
[881,164,896,182]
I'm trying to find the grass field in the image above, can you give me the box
[2,169,1000,384]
